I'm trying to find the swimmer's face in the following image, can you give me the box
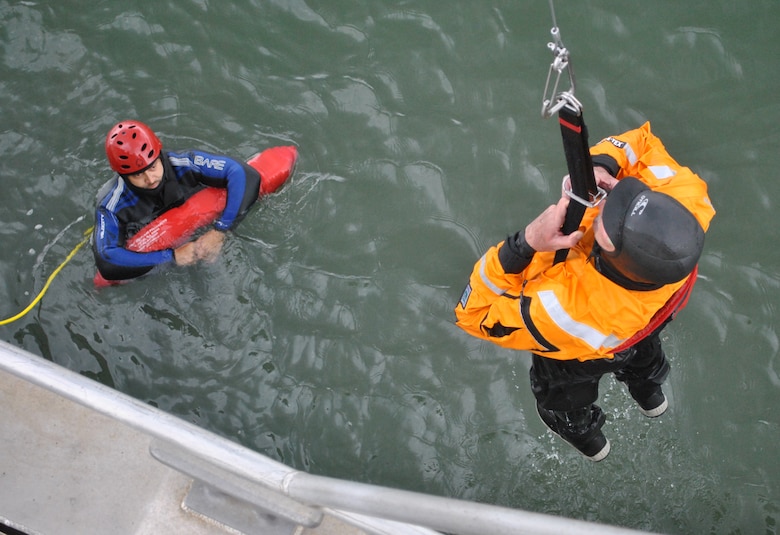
[126,158,163,189]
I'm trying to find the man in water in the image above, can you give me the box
[93,120,261,282]
[455,123,715,461]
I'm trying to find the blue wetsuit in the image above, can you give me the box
[93,150,260,281]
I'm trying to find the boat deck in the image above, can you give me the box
[0,341,653,535]
[0,353,368,535]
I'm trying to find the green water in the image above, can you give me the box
[2,1,779,533]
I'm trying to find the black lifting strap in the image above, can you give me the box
[553,105,598,265]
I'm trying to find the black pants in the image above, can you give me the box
[529,329,670,413]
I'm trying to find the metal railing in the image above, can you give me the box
[0,340,656,535]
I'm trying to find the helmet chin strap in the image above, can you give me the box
[590,243,662,291]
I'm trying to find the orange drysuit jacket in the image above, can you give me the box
[454,122,716,362]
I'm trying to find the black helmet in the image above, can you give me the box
[594,177,705,290]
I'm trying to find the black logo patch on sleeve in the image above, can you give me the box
[604,136,626,149]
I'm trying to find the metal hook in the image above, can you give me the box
[541,1,580,117]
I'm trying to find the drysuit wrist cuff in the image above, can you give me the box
[591,154,620,177]
[499,231,536,274]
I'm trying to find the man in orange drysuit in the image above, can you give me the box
[455,122,715,461]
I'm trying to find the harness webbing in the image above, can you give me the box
[609,266,699,354]
[553,105,598,264]
[540,2,602,265]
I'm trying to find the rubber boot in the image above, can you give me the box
[614,338,670,418]
[537,404,610,461]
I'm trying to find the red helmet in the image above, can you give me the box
[105,120,162,174]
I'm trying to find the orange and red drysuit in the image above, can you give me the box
[455,122,715,362]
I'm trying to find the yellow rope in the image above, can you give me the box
[0,226,94,326]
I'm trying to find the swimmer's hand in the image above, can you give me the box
[173,229,225,266]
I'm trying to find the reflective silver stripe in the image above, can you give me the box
[168,156,192,167]
[105,178,124,211]
[624,143,638,166]
[537,290,623,350]
[478,255,508,296]
[648,165,676,179]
